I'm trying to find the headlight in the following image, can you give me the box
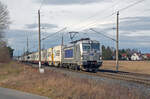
[100,57,102,60]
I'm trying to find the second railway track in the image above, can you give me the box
[73,69,150,87]
[95,72,150,86]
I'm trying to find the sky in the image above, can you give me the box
[1,0,150,56]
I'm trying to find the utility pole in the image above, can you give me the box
[60,32,65,66]
[27,34,29,55]
[61,35,64,46]
[38,10,44,73]
[116,11,119,72]
[23,47,25,61]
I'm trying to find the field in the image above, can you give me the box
[0,61,149,99]
[101,61,150,75]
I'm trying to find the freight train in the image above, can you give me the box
[19,38,102,72]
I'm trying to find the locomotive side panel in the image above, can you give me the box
[75,44,82,65]
[61,44,81,69]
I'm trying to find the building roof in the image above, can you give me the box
[121,53,127,57]
[146,53,150,58]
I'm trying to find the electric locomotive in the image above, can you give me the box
[61,38,102,72]
[20,38,102,72]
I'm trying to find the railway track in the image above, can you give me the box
[69,68,150,87]
[52,66,150,87]
[95,72,150,86]
[26,63,150,87]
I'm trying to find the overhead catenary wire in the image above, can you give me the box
[77,0,147,31]
[28,43,38,52]
[119,0,146,12]
[39,0,45,10]
[68,0,121,29]
[28,0,147,51]
[17,0,148,56]
[42,30,71,48]
[83,29,115,48]
[89,28,116,41]
[41,27,67,41]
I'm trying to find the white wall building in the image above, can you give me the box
[131,53,142,61]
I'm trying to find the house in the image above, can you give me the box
[131,53,142,61]
[121,53,129,60]
[142,53,150,60]
[146,54,150,60]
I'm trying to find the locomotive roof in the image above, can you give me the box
[70,38,99,44]
[63,38,99,48]
[70,38,90,44]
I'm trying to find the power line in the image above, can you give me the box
[42,31,68,48]
[41,27,67,41]
[39,0,45,10]
[28,43,38,52]
[68,0,121,29]
[27,28,67,52]
[119,0,146,12]
[77,0,146,31]
[83,29,115,48]
[77,13,115,31]
[79,31,90,38]
[89,28,116,41]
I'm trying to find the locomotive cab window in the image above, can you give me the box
[82,43,90,51]
[91,43,100,50]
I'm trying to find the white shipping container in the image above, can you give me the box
[47,48,53,63]
[53,45,62,62]
[46,45,62,66]
[41,50,47,62]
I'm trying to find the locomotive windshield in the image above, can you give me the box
[91,43,100,50]
[82,43,100,51]
[82,43,90,51]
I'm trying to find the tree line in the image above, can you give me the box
[102,45,140,60]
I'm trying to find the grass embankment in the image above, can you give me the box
[102,61,150,74]
[0,62,23,81]
[0,62,149,99]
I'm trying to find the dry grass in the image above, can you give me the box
[0,47,10,63]
[0,62,149,99]
[101,61,150,74]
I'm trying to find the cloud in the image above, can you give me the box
[35,0,108,5]
[25,23,58,29]
[5,29,37,47]
[5,29,65,55]
[95,16,150,34]
[83,28,150,51]
[120,16,150,32]
[5,28,150,55]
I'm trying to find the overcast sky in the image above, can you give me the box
[1,0,150,55]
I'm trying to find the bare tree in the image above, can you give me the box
[0,1,9,40]
[0,1,10,62]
